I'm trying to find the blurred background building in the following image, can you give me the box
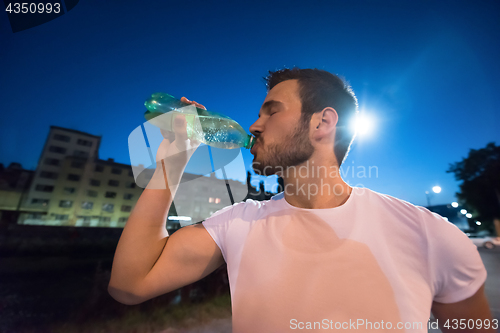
[0,126,253,230]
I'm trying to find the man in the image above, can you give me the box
[109,68,494,332]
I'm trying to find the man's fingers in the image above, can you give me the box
[172,114,189,142]
[160,129,175,142]
[191,101,206,110]
[181,96,207,110]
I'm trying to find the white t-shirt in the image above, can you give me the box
[202,187,487,332]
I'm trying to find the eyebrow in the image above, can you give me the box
[259,100,283,117]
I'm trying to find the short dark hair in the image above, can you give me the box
[264,68,358,166]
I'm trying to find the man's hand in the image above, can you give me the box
[147,97,206,189]
[156,97,206,162]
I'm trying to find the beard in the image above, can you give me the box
[252,120,314,176]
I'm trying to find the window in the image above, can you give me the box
[123,193,133,200]
[102,203,114,212]
[40,171,58,179]
[81,201,93,210]
[49,146,66,154]
[77,139,92,147]
[44,158,60,166]
[95,164,104,172]
[121,205,131,212]
[28,213,43,219]
[118,217,128,223]
[87,190,98,197]
[73,150,88,158]
[54,214,69,220]
[35,184,54,192]
[67,174,81,181]
[59,200,73,208]
[100,216,111,222]
[125,182,136,189]
[108,180,119,187]
[64,187,76,194]
[105,191,116,198]
[209,197,221,204]
[31,198,49,205]
[53,134,70,142]
[111,168,122,175]
[89,179,100,186]
[71,161,85,169]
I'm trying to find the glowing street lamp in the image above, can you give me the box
[461,209,467,215]
[451,202,459,208]
[466,213,472,218]
[425,186,442,207]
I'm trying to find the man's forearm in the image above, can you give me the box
[108,163,182,303]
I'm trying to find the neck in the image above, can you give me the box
[278,159,352,209]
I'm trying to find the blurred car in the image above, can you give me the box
[466,234,500,249]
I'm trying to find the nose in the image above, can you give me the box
[249,117,264,137]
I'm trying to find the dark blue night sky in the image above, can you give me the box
[1,0,499,207]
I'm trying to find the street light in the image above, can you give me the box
[461,209,467,215]
[466,213,472,218]
[451,202,459,208]
[425,186,442,206]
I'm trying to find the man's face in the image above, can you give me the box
[249,79,314,176]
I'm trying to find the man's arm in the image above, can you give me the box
[108,99,224,305]
[107,180,224,305]
[431,283,495,332]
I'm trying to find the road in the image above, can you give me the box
[480,247,500,323]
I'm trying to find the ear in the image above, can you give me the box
[311,107,338,140]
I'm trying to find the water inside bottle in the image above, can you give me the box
[195,116,249,149]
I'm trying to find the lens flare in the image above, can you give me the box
[352,112,375,136]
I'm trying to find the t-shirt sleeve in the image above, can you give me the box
[202,204,236,263]
[421,207,487,304]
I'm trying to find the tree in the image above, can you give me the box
[447,142,500,236]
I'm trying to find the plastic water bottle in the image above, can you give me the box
[144,93,255,150]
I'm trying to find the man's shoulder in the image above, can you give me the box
[360,187,462,233]
[357,187,452,225]
[204,192,284,225]
[356,187,424,212]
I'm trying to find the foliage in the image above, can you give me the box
[447,142,500,232]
